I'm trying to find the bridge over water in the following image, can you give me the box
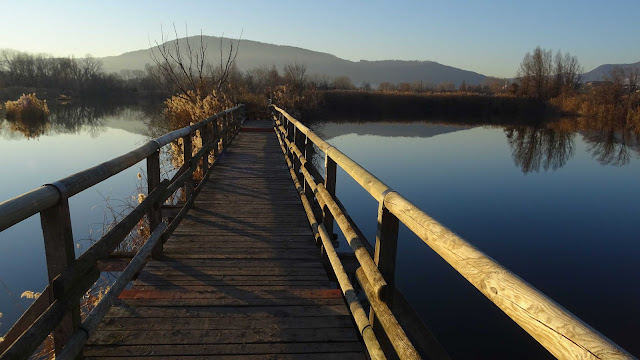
[0,105,634,359]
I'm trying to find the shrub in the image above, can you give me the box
[5,93,49,121]
[165,91,233,181]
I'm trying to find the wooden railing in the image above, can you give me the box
[0,105,245,360]
[270,104,636,360]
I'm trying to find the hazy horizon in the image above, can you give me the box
[1,0,639,78]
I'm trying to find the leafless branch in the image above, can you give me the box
[149,25,241,101]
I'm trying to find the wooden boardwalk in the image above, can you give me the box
[1,105,633,359]
[83,120,365,359]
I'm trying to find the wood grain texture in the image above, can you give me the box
[83,122,364,359]
[384,191,634,360]
[40,198,80,355]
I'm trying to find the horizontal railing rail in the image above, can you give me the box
[0,105,246,360]
[272,112,418,360]
[0,105,243,232]
[270,104,636,360]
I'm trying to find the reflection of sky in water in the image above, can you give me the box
[0,110,149,335]
[313,121,640,359]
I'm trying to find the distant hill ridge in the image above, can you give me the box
[99,35,487,86]
[98,36,638,86]
[582,61,640,82]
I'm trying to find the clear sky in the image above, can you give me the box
[1,0,638,78]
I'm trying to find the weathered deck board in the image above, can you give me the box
[85,120,364,359]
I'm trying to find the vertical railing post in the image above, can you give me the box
[287,119,295,162]
[303,135,315,201]
[281,115,290,159]
[227,111,235,144]
[281,116,286,150]
[40,198,80,355]
[236,108,241,133]
[293,127,301,175]
[147,150,162,259]
[287,119,294,146]
[183,133,193,199]
[323,153,337,237]
[212,118,219,160]
[226,111,232,144]
[370,197,400,329]
[222,113,228,148]
[231,110,237,140]
[201,123,209,175]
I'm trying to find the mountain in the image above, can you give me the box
[99,36,487,86]
[583,61,640,82]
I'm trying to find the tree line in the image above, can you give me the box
[0,50,123,95]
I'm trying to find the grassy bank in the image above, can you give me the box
[0,86,169,104]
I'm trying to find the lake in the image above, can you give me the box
[0,103,152,337]
[311,119,640,359]
[0,104,638,358]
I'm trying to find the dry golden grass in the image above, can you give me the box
[164,90,233,181]
[4,93,49,121]
[552,90,640,132]
[165,90,231,128]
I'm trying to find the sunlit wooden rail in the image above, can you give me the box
[270,104,637,360]
[0,101,636,360]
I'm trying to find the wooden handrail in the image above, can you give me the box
[0,104,246,360]
[0,105,243,232]
[272,104,391,202]
[56,223,169,360]
[270,105,635,360]
[276,127,388,298]
[274,133,385,360]
[273,118,415,359]
[383,192,633,359]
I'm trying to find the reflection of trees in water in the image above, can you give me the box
[582,127,640,167]
[0,102,158,139]
[2,116,50,139]
[505,115,640,172]
[48,104,110,135]
[504,127,575,173]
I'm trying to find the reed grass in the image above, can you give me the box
[4,93,49,121]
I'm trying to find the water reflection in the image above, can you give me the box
[582,127,640,167]
[0,102,159,140]
[313,117,640,358]
[504,127,575,173]
[3,115,50,139]
[0,103,155,338]
[313,116,640,173]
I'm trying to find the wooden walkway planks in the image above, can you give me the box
[84,120,364,359]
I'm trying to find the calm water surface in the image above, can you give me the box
[0,104,152,335]
[0,107,638,359]
[312,120,640,359]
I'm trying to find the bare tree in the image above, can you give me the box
[283,63,307,91]
[332,75,355,90]
[149,25,240,101]
[79,55,103,80]
[625,66,639,94]
[518,47,582,100]
[554,51,583,95]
